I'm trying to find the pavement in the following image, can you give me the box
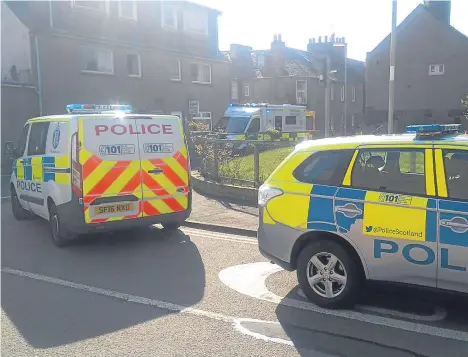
[2,200,468,356]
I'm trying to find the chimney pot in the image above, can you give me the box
[318,36,322,43]
[278,34,282,42]
[325,35,328,43]
[343,37,346,44]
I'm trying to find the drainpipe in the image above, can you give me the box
[34,34,43,116]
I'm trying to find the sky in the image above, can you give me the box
[195,0,468,61]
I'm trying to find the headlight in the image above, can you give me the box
[258,184,283,206]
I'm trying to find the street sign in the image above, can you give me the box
[306,110,315,118]
[189,101,200,115]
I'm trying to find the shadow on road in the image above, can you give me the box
[1,204,206,348]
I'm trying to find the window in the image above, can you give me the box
[170,60,181,81]
[18,125,30,157]
[162,2,177,30]
[231,80,238,100]
[443,150,468,200]
[184,8,208,35]
[285,116,297,125]
[293,150,355,185]
[81,47,113,74]
[27,123,50,156]
[243,83,250,97]
[429,64,444,75]
[331,84,334,101]
[351,149,426,196]
[191,63,211,83]
[72,0,109,13]
[274,116,282,131]
[126,53,141,77]
[296,80,307,104]
[118,1,137,20]
[341,85,345,101]
[247,118,260,133]
[352,86,356,102]
[193,112,212,130]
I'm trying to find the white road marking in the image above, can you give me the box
[181,228,257,245]
[1,266,291,348]
[219,262,467,341]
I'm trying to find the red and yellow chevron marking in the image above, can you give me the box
[79,146,189,224]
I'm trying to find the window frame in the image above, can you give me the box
[183,8,208,36]
[243,83,250,97]
[293,149,355,186]
[440,148,468,202]
[126,52,141,78]
[71,0,110,13]
[285,115,297,126]
[118,0,137,20]
[349,148,429,197]
[429,64,444,76]
[340,85,345,102]
[170,59,182,81]
[296,79,307,104]
[191,62,212,84]
[352,86,356,102]
[27,122,50,157]
[81,46,114,75]
[161,1,178,31]
[231,80,239,100]
[192,112,212,130]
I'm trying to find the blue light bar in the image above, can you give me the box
[406,124,462,134]
[66,104,133,114]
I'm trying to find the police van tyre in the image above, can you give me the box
[297,240,361,309]
[162,221,182,230]
[11,186,32,221]
[49,203,73,247]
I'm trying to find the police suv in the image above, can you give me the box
[5,104,191,246]
[258,124,468,308]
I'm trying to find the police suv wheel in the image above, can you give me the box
[297,240,361,309]
[11,187,31,220]
[49,204,72,247]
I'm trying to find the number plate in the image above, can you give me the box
[93,203,135,215]
[143,143,174,153]
[99,144,135,156]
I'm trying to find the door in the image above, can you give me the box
[13,124,31,210]
[136,116,189,218]
[435,147,468,293]
[23,122,50,215]
[246,116,260,140]
[334,147,438,287]
[79,117,142,224]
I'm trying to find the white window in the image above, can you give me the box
[352,86,356,102]
[243,83,250,97]
[191,63,211,84]
[161,1,177,30]
[126,53,141,77]
[118,1,137,20]
[171,111,183,119]
[170,60,181,81]
[331,84,334,101]
[193,112,212,130]
[184,8,208,36]
[72,0,109,13]
[231,80,238,100]
[341,85,345,102]
[81,47,114,74]
[429,64,444,76]
[296,80,307,104]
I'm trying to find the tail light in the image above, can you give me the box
[258,184,283,206]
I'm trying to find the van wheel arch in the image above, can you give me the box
[47,197,55,217]
[291,231,367,279]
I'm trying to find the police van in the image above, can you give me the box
[5,104,191,246]
[258,124,468,308]
[218,103,310,141]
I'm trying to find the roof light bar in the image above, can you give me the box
[406,124,462,134]
[66,104,133,114]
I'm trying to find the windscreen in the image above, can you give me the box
[218,116,251,133]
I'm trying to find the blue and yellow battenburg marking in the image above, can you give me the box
[14,155,70,184]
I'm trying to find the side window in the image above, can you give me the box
[351,149,426,196]
[442,150,468,201]
[293,150,355,186]
[27,122,50,156]
[247,118,260,133]
[285,116,297,125]
[274,116,282,131]
[18,125,30,156]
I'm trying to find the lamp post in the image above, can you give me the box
[388,0,397,134]
[333,40,347,135]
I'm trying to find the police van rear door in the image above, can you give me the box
[135,116,190,218]
[79,116,142,224]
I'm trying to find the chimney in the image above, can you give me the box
[271,33,285,50]
[424,0,451,25]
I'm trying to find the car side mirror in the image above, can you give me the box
[4,141,14,156]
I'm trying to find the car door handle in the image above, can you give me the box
[148,168,164,175]
[441,217,468,233]
[335,203,362,218]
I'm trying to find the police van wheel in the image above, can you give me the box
[49,204,72,247]
[162,222,182,230]
[297,240,360,309]
[11,187,31,221]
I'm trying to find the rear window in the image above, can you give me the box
[293,150,354,186]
